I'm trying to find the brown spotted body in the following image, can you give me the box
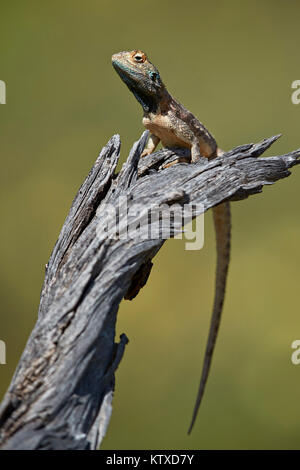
[142,99,217,157]
[112,50,231,434]
[142,87,218,159]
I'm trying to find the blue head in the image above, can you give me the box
[112,50,165,112]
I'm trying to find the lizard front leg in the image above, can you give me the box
[141,133,160,157]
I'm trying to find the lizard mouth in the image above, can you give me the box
[112,58,144,87]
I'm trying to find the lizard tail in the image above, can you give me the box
[188,201,231,434]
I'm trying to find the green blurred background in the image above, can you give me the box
[0,0,300,450]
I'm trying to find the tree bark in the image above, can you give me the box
[0,131,299,450]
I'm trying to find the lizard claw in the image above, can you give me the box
[192,156,207,165]
[141,149,152,158]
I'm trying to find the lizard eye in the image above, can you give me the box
[133,52,146,63]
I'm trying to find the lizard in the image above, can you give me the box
[112,50,231,434]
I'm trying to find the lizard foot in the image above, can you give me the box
[141,149,153,158]
[191,154,208,165]
[162,157,190,169]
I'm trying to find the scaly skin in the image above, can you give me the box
[112,50,231,433]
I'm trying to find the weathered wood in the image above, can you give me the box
[0,131,299,450]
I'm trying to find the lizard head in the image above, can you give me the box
[112,50,164,113]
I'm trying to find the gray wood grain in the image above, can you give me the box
[0,131,299,450]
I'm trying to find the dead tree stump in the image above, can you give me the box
[0,132,299,449]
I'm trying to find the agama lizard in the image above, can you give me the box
[112,50,231,434]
